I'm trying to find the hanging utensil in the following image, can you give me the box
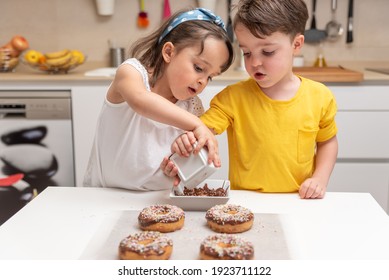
[226,0,234,42]
[305,0,327,43]
[346,0,354,43]
[163,0,171,21]
[325,0,343,41]
[0,174,24,187]
[137,0,149,28]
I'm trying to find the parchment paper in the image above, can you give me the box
[80,210,289,260]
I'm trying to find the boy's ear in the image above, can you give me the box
[293,34,304,54]
[162,42,175,63]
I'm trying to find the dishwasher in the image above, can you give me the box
[0,90,75,224]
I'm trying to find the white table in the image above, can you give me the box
[0,187,389,260]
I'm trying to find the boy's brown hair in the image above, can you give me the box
[233,0,309,40]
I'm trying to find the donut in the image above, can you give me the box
[200,234,254,260]
[205,204,254,233]
[119,231,173,260]
[138,204,185,232]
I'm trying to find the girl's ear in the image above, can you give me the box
[293,34,304,55]
[162,42,175,63]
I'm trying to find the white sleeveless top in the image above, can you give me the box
[83,58,204,191]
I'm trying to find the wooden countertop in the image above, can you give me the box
[1,60,389,84]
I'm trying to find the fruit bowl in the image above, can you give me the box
[0,49,19,72]
[22,49,86,74]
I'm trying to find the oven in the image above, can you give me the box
[0,90,75,224]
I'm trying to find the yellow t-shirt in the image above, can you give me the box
[200,76,337,193]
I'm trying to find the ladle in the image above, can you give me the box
[325,0,343,41]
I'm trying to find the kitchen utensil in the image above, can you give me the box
[163,0,171,21]
[170,179,230,211]
[226,0,234,42]
[346,0,354,43]
[0,173,24,187]
[325,0,343,41]
[305,0,327,43]
[109,47,125,67]
[95,0,115,16]
[1,126,47,145]
[137,0,149,28]
[169,143,218,193]
[0,145,58,179]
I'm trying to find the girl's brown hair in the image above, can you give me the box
[130,9,234,87]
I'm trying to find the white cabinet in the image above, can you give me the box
[328,85,389,213]
[71,86,107,187]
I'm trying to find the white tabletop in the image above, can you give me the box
[0,187,388,260]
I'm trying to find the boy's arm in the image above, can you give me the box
[299,136,338,199]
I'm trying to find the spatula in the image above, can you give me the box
[305,0,327,43]
[226,0,234,42]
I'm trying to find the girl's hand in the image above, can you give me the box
[160,157,180,186]
[192,125,220,167]
[299,177,326,199]
[171,129,221,168]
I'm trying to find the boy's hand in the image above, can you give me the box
[160,157,180,186]
[171,132,197,157]
[299,177,326,199]
[172,128,221,168]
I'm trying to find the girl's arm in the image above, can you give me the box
[299,136,338,199]
[109,64,219,164]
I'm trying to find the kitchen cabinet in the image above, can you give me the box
[327,85,389,213]
[71,86,107,187]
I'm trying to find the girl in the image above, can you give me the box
[83,8,234,190]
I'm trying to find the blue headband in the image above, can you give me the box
[158,8,226,43]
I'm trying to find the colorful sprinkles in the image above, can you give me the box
[200,234,254,260]
[138,204,185,224]
[119,231,173,255]
[205,204,254,225]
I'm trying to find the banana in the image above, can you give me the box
[44,49,70,59]
[60,55,79,70]
[70,50,85,64]
[45,51,72,67]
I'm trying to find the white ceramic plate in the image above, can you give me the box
[169,179,230,211]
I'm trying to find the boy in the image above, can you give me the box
[163,0,338,199]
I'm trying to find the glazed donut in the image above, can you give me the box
[200,234,254,260]
[138,204,185,233]
[205,204,254,233]
[119,231,173,260]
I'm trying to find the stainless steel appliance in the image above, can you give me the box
[0,90,75,224]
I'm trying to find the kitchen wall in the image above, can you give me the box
[1,0,389,66]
